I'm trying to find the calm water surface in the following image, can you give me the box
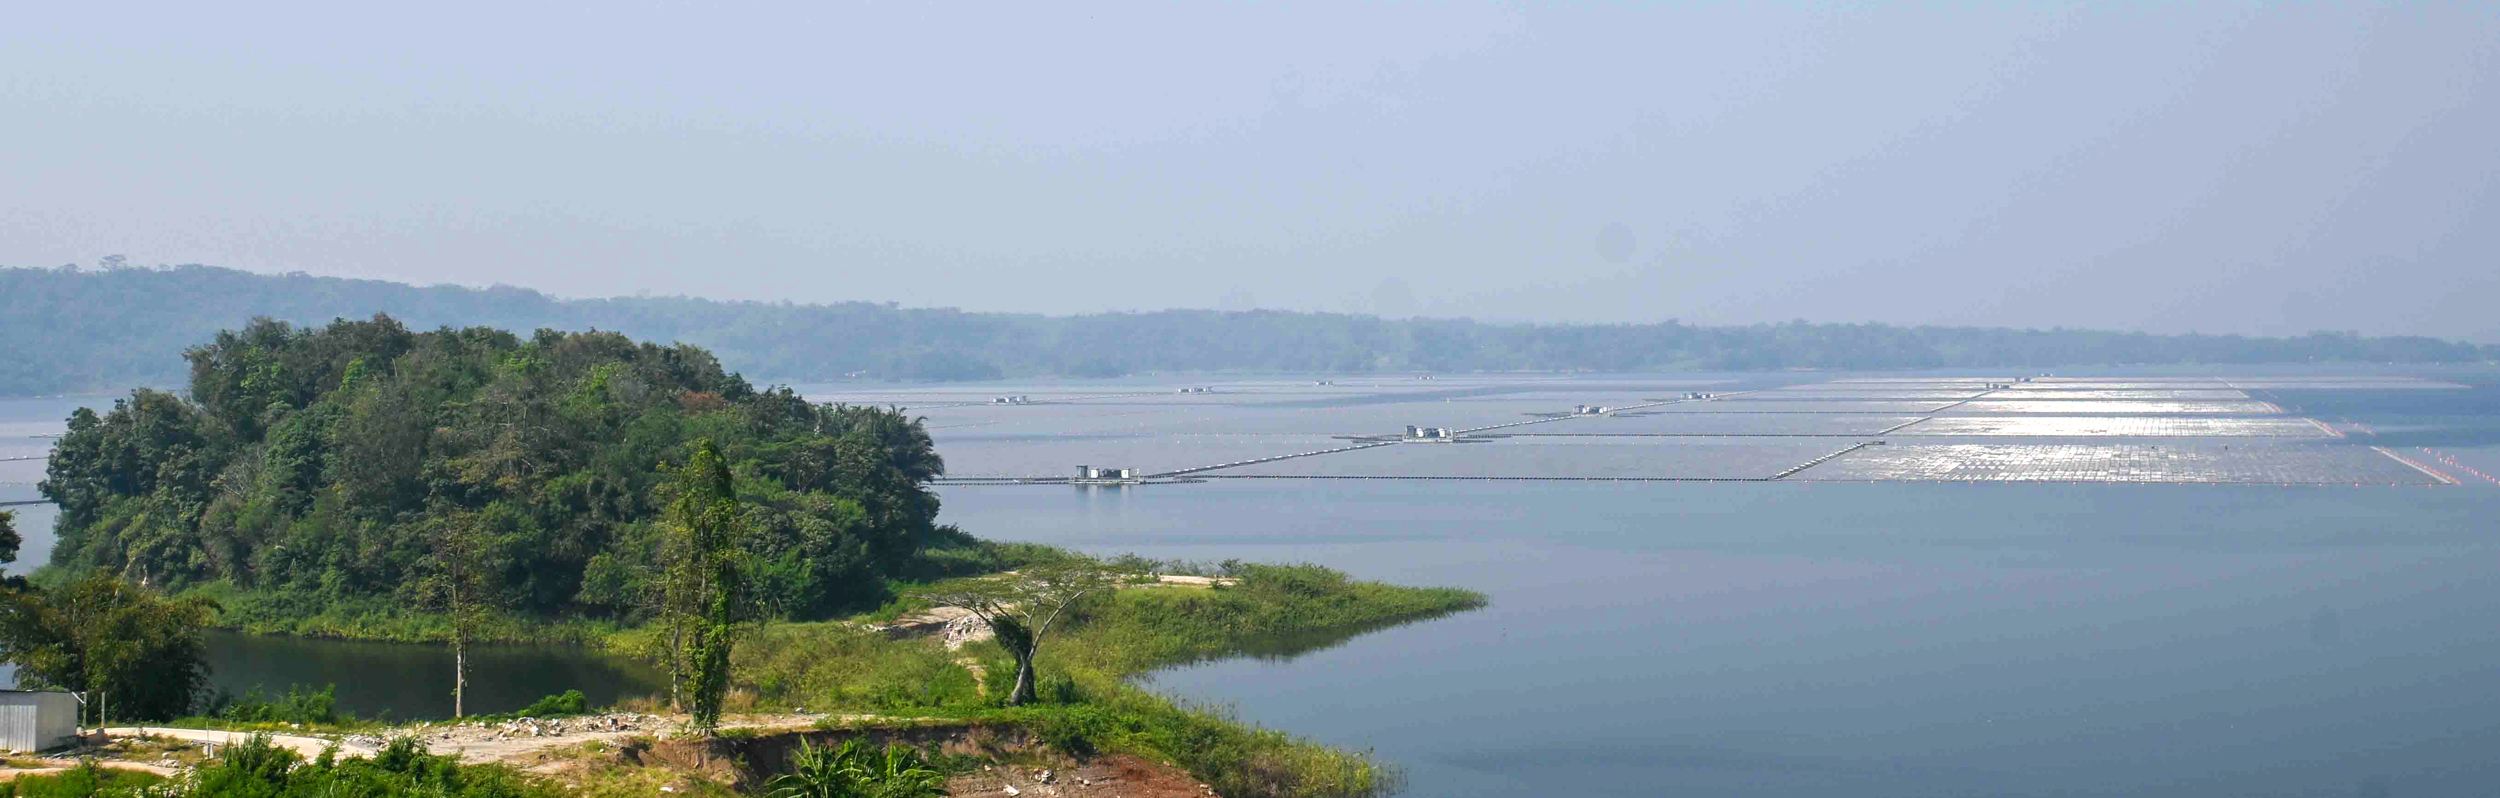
[12,376,2500,796]
[198,631,665,721]
[939,478,2500,798]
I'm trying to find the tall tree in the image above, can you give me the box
[0,574,215,723]
[910,557,1141,706]
[415,505,502,718]
[665,440,756,734]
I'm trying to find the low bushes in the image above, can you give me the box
[207,684,339,725]
[0,764,164,798]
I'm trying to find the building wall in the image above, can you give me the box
[0,691,78,752]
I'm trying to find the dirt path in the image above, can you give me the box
[104,727,371,758]
[410,713,844,764]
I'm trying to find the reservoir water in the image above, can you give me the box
[195,631,665,722]
[940,479,2500,797]
[10,371,2500,796]
[919,371,2500,797]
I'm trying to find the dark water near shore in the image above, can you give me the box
[197,631,667,721]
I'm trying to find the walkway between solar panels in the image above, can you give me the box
[1139,390,1777,479]
[1146,390,1892,482]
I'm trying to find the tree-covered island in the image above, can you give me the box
[1,315,1484,798]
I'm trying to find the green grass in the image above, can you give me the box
[0,764,166,798]
[726,622,988,713]
[729,562,1484,798]
[179,558,1482,798]
[1070,563,1487,674]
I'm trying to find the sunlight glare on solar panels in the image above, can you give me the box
[1940,399,2278,415]
[1895,416,2334,437]
[1793,443,2440,484]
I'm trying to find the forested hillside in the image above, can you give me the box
[36,315,974,625]
[6,261,2492,395]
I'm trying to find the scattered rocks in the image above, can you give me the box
[941,612,993,650]
[868,606,994,650]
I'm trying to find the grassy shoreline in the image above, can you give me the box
[178,563,1485,798]
[184,580,621,645]
[726,562,1487,798]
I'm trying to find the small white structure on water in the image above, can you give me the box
[1403,426,1458,442]
[992,395,1034,405]
[1574,405,1611,415]
[1,690,79,753]
[1073,465,1139,482]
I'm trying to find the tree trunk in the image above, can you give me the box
[1008,651,1038,706]
[667,623,683,711]
[454,638,468,718]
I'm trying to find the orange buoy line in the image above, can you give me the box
[2418,447,2500,487]
[2372,446,2460,485]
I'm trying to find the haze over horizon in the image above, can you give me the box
[6,2,2496,343]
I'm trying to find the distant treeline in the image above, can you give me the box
[6,261,2492,395]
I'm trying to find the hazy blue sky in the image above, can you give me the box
[5,2,2495,341]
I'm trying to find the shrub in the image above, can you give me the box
[211,684,340,725]
[0,762,163,798]
[514,690,589,718]
[765,739,945,798]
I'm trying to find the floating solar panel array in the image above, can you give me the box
[1896,416,2336,438]
[1197,437,1847,481]
[892,374,2467,486]
[1939,399,2281,415]
[1791,443,2443,484]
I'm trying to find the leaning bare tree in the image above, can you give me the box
[909,557,1143,706]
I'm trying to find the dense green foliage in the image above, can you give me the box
[508,690,588,719]
[7,262,2491,395]
[0,510,18,566]
[0,573,216,722]
[664,441,760,733]
[36,316,956,628]
[185,734,553,798]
